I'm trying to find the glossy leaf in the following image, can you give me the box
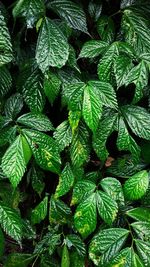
[135,239,150,266]
[71,180,96,206]
[31,196,48,225]
[66,234,86,257]
[126,207,150,222]
[114,55,133,88]
[0,66,12,98]
[44,71,61,105]
[49,196,72,224]
[53,120,72,152]
[36,18,69,72]
[61,244,70,267]
[79,40,108,58]
[100,177,124,204]
[4,93,23,120]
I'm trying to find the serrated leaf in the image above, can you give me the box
[22,66,45,113]
[0,66,12,98]
[1,135,32,188]
[135,239,150,267]
[125,61,148,103]
[44,71,61,105]
[114,55,133,88]
[4,253,34,267]
[126,207,150,222]
[88,1,102,22]
[31,196,48,225]
[0,10,13,65]
[30,165,45,196]
[36,17,69,73]
[100,177,124,204]
[88,80,118,110]
[0,202,23,245]
[117,116,141,163]
[61,244,70,267]
[17,113,54,132]
[66,234,86,257]
[82,84,103,132]
[120,0,136,9]
[79,40,108,58]
[49,196,72,224]
[96,190,118,225]
[22,129,61,174]
[71,180,96,206]
[12,0,45,28]
[55,163,74,198]
[47,0,88,33]
[89,228,129,266]
[122,105,150,140]
[67,45,79,72]
[97,16,115,44]
[131,221,150,242]
[0,126,17,147]
[74,193,97,238]
[4,93,23,120]
[93,113,117,161]
[53,120,72,152]
[124,170,149,200]
[68,110,81,135]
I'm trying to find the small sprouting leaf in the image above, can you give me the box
[89,228,129,266]
[79,40,108,58]
[22,129,61,174]
[117,116,141,163]
[0,202,23,245]
[4,93,23,120]
[1,135,32,188]
[31,196,48,225]
[122,105,150,140]
[36,17,69,73]
[0,10,13,65]
[49,196,72,224]
[47,0,88,33]
[53,120,72,152]
[66,234,86,257]
[124,170,149,200]
[44,71,61,105]
[17,113,54,132]
[126,207,150,222]
[61,244,70,267]
[12,0,45,28]
[0,66,12,98]
[82,84,103,132]
[55,163,74,198]
[71,180,96,206]
[96,190,118,225]
[74,193,97,238]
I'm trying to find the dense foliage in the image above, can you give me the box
[0,0,150,265]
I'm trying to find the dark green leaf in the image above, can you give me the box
[49,196,72,224]
[79,40,108,58]
[53,120,72,152]
[126,207,150,222]
[61,244,70,267]
[0,66,12,98]
[4,93,23,120]
[31,196,48,225]
[71,180,96,206]
[4,253,34,267]
[44,71,61,105]
[66,234,86,256]
[100,177,124,204]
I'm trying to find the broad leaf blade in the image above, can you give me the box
[53,120,72,152]
[79,40,108,58]
[71,180,96,206]
[31,196,48,225]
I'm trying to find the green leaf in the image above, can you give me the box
[68,110,81,135]
[0,202,23,245]
[70,251,85,267]
[61,244,70,267]
[31,196,48,225]
[22,129,61,174]
[71,180,96,206]
[122,105,150,140]
[74,193,97,238]
[117,116,141,163]
[22,66,45,113]
[55,163,74,198]
[12,0,45,28]
[93,113,117,161]
[114,55,133,88]
[44,71,61,105]
[126,207,150,222]
[96,190,118,225]
[4,253,34,267]
[4,93,23,120]
[100,177,124,204]
[97,16,115,44]
[47,0,88,33]
[30,165,45,196]
[82,84,103,132]
[79,40,108,58]
[36,18,69,73]
[49,196,72,224]
[53,120,72,152]
[0,10,13,65]
[88,0,102,22]
[1,135,32,188]
[66,234,86,257]
[17,113,54,132]
[124,170,149,200]
[135,239,150,266]
[89,228,129,266]
[125,61,148,103]
[88,80,118,110]
[0,227,4,259]
[67,45,79,72]
[131,221,150,242]
[0,66,12,98]
[0,126,17,147]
